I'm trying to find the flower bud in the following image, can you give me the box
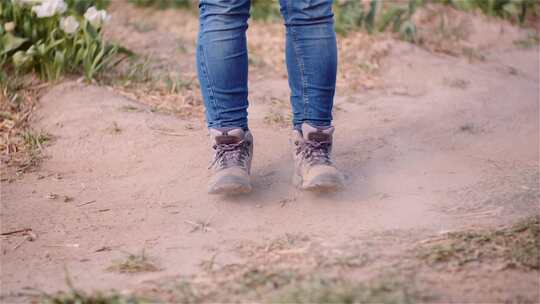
[4,22,15,32]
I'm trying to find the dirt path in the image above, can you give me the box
[1,3,539,303]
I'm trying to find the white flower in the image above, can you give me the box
[4,22,16,32]
[83,6,111,28]
[60,16,79,34]
[31,0,67,18]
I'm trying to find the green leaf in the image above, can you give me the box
[12,50,33,70]
[116,45,135,57]
[365,0,379,33]
[378,7,402,32]
[400,21,416,43]
[503,3,520,17]
[0,33,27,55]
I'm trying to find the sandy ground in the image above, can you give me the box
[1,2,539,303]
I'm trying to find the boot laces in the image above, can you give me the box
[209,140,250,170]
[297,140,332,166]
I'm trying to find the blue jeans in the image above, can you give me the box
[197,0,337,130]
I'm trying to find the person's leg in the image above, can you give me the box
[278,0,337,129]
[197,0,251,130]
[279,0,344,191]
[198,0,253,194]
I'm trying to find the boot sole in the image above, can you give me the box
[208,183,252,195]
[208,175,252,194]
[293,173,344,192]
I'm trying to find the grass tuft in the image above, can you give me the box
[37,269,146,304]
[22,130,51,151]
[418,216,540,270]
[0,74,50,174]
[106,251,160,274]
[276,277,425,304]
[42,289,142,304]
[514,32,540,49]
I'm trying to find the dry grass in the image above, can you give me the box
[418,216,540,270]
[136,261,428,303]
[514,32,540,49]
[41,289,142,304]
[134,233,415,303]
[263,110,291,128]
[106,251,161,274]
[108,122,123,134]
[35,218,539,303]
[98,56,203,120]
[184,219,213,233]
[444,77,470,90]
[0,74,51,177]
[132,219,539,302]
[118,105,143,113]
[276,277,426,304]
[25,270,146,304]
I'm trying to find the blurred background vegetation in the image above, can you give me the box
[128,0,539,39]
[2,0,539,84]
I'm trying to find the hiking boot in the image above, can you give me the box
[208,128,253,194]
[292,123,344,191]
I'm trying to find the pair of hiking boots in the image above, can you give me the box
[208,123,344,194]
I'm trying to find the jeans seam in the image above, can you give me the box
[289,28,309,124]
[285,0,310,123]
[198,42,220,125]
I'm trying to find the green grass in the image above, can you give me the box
[42,290,143,304]
[37,270,146,304]
[276,277,425,304]
[433,0,539,24]
[99,55,195,96]
[251,0,281,21]
[154,265,429,304]
[101,56,154,87]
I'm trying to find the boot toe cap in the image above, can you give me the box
[302,165,344,191]
[208,167,252,195]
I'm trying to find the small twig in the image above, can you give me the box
[95,246,112,252]
[150,128,186,137]
[145,119,186,137]
[1,228,32,236]
[26,82,51,91]
[11,230,37,251]
[166,246,188,250]
[276,246,310,255]
[184,220,214,233]
[43,244,80,248]
[12,238,27,250]
[77,200,96,207]
[184,220,200,232]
